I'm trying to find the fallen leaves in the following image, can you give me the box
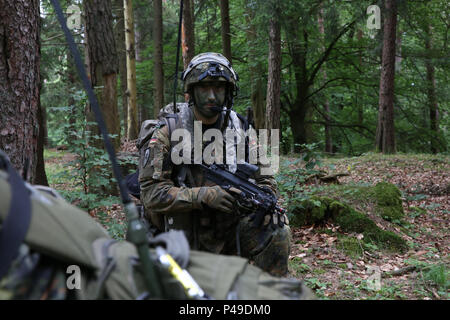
[414,250,428,257]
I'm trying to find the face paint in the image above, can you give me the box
[193,82,226,118]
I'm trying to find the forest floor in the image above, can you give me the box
[286,153,449,300]
[44,148,449,300]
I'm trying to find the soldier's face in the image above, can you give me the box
[193,81,226,118]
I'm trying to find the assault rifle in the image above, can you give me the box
[198,163,287,229]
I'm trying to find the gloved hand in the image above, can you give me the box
[193,186,235,214]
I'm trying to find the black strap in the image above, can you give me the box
[0,160,32,280]
[164,113,180,150]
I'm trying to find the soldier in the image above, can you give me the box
[138,52,291,277]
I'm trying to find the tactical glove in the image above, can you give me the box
[193,186,235,214]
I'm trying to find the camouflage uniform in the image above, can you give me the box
[138,102,291,276]
[0,244,68,300]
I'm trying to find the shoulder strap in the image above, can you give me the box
[233,112,250,162]
[163,113,180,150]
[0,158,32,280]
[235,112,250,131]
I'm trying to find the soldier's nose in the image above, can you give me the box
[207,88,215,101]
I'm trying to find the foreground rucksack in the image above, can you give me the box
[0,155,314,300]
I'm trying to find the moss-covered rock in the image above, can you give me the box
[373,182,404,221]
[289,197,407,252]
[290,197,334,227]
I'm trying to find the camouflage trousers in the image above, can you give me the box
[0,245,68,300]
[195,214,292,277]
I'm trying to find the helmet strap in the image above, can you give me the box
[220,88,234,133]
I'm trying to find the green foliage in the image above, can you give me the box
[303,277,329,299]
[97,210,127,240]
[40,0,449,157]
[405,259,450,295]
[337,237,364,259]
[289,258,312,276]
[63,131,119,212]
[423,263,449,293]
[276,143,323,213]
[48,90,120,213]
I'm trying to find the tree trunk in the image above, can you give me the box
[357,29,364,125]
[425,24,440,154]
[245,1,265,130]
[219,0,232,62]
[265,8,281,133]
[285,17,310,152]
[66,53,78,146]
[395,29,402,72]
[182,0,195,69]
[84,0,120,150]
[35,91,49,186]
[0,0,40,180]
[35,5,48,186]
[114,0,128,138]
[375,0,397,154]
[318,6,333,154]
[289,98,308,151]
[124,0,138,140]
[153,0,164,117]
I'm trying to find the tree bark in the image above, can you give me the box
[318,6,333,154]
[114,0,128,137]
[66,53,78,146]
[84,0,120,150]
[182,0,195,69]
[219,0,232,62]
[285,17,309,152]
[0,0,40,180]
[124,0,139,140]
[357,29,364,125]
[395,29,402,72]
[425,24,440,153]
[245,2,265,130]
[375,0,397,154]
[265,7,281,133]
[35,91,49,186]
[153,0,164,117]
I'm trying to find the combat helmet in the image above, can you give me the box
[182,52,239,97]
